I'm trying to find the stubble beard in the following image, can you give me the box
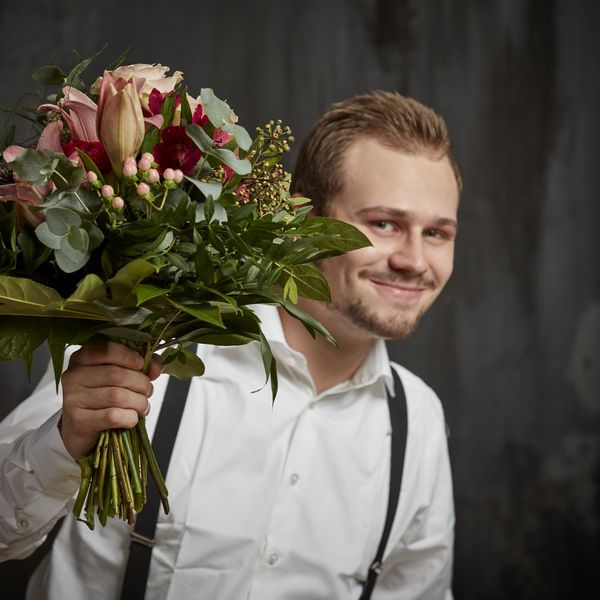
[329,269,438,340]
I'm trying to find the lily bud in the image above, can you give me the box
[99,80,145,177]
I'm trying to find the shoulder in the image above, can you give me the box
[390,361,447,429]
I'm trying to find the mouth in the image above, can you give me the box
[369,279,429,301]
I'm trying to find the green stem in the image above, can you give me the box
[136,418,170,514]
[110,430,133,509]
[73,456,93,522]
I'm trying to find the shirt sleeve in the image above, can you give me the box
[0,361,80,561]
[373,369,455,600]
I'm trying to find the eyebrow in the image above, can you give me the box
[356,206,459,231]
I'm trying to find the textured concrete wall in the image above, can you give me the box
[0,1,598,597]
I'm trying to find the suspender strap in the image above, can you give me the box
[360,367,408,600]
[120,375,192,600]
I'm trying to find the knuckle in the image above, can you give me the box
[105,407,125,429]
[107,386,128,407]
[106,367,126,387]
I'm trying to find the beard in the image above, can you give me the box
[327,268,438,340]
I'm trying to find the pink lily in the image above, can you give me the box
[97,72,145,176]
[39,86,99,142]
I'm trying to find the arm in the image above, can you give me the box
[0,342,160,561]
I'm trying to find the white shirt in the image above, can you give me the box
[0,305,454,599]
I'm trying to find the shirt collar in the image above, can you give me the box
[251,304,395,397]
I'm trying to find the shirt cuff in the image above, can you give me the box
[27,411,81,498]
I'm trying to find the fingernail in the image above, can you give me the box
[144,401,151,417]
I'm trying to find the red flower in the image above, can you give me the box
[146,88,180,117]
[63,140,111,173]
[152,126,201,174]
[192,105,231,147]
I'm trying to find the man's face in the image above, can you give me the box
[319,137,459,341]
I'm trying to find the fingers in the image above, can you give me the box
[59,341,162,460]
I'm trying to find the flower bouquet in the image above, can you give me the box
[0,52,369,529]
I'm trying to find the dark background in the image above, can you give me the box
[1,1,598,598]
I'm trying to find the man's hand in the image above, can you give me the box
[59,341,163,461]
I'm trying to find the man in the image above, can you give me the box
[0,91,461,599]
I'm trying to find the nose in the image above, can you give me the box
[387,232,427,275]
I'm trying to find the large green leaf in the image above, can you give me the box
[0,315,50,375]
[297,216,372,252]
[0,276,63,315]
[282,263,330,301]
[200,88,232,128]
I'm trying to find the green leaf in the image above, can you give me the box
[0,316,50,376]
[140,127,160,156]
[76,148,104,183]
[7,149,56,186]
[169,301,225,329]
[46,207,81,235]
[160,347,205,379]
[32,65,67,85]
[134,284,169,305]
[258,331,278,399]
[0,276,63,315]
[184,176,222,201]
[298,216,372,253]
[66,225,89,252]
[222,122,252,151]
[105,260,158,305]
[35,222,62,250]
[0,123,15,152]
[56,235,89,273]
[210,147,251,175]
[185,123,214,152]
[283,276,298,303]
[283,263,330,301]
[98,326,154,344]
[200,88,232,127]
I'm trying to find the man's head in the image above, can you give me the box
[292,91,461,342]
[291,90,462,215]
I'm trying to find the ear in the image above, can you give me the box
[291,191,317,216]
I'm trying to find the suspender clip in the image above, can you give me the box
[130,531,155,547]
[369,561,383,575]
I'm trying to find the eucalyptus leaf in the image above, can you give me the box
[184,176,222,201]
[200,88,232,127]
[35,222,63,250]
[209,147,251,175]
[185,123,214,152]
[222,122,252,151]
[46,207,81,235]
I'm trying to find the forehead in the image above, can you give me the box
[331,138,459,219]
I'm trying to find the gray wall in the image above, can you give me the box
[1,1,598,598]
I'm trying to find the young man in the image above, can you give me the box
[0,91,460,599]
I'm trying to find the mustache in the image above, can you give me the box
[358,269,436,289]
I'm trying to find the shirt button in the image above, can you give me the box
[19,518,29,529]
[290,473,300,485]
[266,553,279,566]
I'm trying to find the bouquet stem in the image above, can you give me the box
[73,420,169,529]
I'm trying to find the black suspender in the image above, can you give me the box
[119,375,192,600]
[117,367,407,600]
[359,367,408,600]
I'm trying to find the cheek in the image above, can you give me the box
[429,248,455,284]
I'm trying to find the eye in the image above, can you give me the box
[371,220,396,232]
[424,228,452,241]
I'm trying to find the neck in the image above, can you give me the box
[278,301,376,393]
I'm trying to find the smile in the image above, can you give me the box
[369,279,428,300]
